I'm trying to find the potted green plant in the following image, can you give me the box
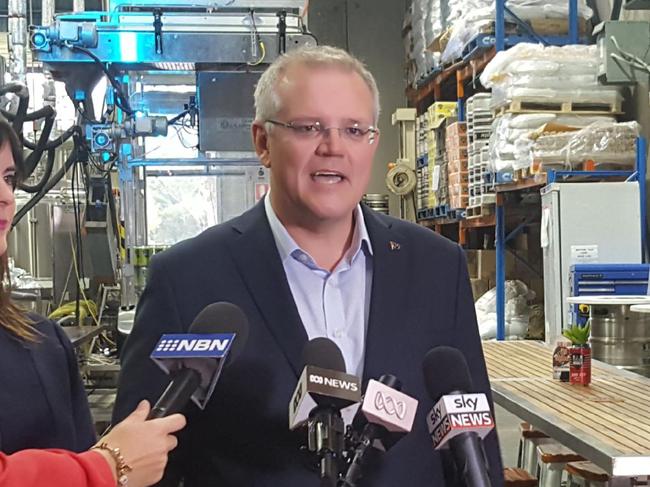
[562,324,591,386]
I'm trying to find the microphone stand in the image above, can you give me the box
[308,407,344,487]
[340,423,384,487]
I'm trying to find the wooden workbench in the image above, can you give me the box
[482,340,650,477]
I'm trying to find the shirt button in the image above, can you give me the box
[334,329,344,338]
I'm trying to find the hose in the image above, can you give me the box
[0,105,54,123]
[22,125,77,151]
[23,112,55,177]
[0,84,25,97]
[0,84,30,134]
[12,145,80,228]
[18,148,56,194]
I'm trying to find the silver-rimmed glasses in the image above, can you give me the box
[266,119,379,145]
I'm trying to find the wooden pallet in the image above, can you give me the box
[448,157,468,173]
[515,161,599,180]
[514,167,533,181]
[496,98,622,116]
[528,17,589,36]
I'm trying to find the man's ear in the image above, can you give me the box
[252,122,271,168]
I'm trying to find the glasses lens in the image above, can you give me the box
[275,120,376,144]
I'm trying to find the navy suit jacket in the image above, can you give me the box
[113,201,503,486]
[0,317,96,455]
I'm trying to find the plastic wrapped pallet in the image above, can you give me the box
[489,113,616,172]
[403,2,417,87]
[480,43,621,111]
[410,0,444,83]
[475,280,536,339]
[442,0,593,63]
[425,0,444,63]
[525,121,639,170]
[411,0,428,83]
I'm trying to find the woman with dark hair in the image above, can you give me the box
[0,117,186,487]
[0,116,96,455]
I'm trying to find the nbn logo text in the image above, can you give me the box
[151,333,235,358]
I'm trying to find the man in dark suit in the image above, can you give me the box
[113,45,503,486]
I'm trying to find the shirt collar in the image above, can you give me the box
[264,192,373,267]
[264,192,301,262]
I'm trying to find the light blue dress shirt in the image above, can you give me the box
[264,194,374,377]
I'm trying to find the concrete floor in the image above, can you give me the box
[495,403,523,468]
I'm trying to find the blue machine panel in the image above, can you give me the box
[570,263,650,325]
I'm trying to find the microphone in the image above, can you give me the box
[147,302,249,419]
[342,374,418,487]
[423,346,494,487]
[288,338,361,487]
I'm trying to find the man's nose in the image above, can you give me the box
[315,127,345,155]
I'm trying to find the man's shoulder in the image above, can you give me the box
[156,203,266,267]
[368,210,459,254]
[150,218,242,275]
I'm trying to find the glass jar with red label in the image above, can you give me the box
[569,344,591,386]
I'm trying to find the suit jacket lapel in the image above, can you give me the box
[362,206,412,381]
[227,201,307,376]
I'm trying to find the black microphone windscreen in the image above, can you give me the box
[378,374,402,391]
[188,302,250,364]
[422,346,473,401]
[301,337,346,372]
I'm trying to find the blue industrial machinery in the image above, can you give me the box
[570,263,650,325]
[29,0,316,306]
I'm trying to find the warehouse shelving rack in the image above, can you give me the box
[493,138,647,339]
[408,0,648,340]
[407,0,584,120]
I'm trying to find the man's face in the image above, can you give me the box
[253,64,379,227]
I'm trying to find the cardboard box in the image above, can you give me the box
[446,122,467,137]
[465,249,545,304]
[446,146,469,161]
[465,250,507,281]
[447,158,468,173]
[448,182,468,196]
[449,194,468,209]
[427,102,457,127]
[448,171,469,186]
[471,278,490,301]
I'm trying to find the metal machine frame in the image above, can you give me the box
[30,1,316,306]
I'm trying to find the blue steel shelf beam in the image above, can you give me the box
[494,0,581,341]
[547,170,634,183]
[638,137,648,261]
[495,0,579,51]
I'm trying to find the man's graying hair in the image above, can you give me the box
[253,45,381,125]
